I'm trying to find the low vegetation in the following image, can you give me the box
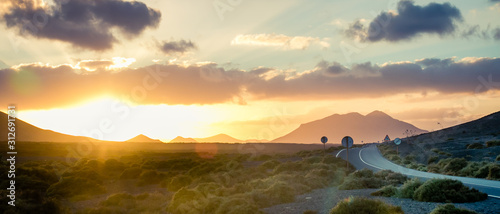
[329,197,404,214]
[486,140,500,147]
[430,204,478,214]
[1,147,359,213]
[371,178,488,203]
[339,169,408,190]
[379,143,500,181]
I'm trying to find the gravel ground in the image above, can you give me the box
[262,187,500,214]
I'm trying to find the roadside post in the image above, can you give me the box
[321,136,328,156]
[341,136,353,170]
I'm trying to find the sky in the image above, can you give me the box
[1,0,499,142]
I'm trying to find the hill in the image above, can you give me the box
[194,134,243,143]
[125,134,163,143]
[0,111,101,143]
[272,110,427,144]
[396,110,500,163]
[169,136,198,143]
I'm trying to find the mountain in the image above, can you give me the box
[169,136,198,143]
[396,110,500,163]
[125,134,163,143]
[194,134,243,143]
[272,110,427,144]
[0,111,100,142]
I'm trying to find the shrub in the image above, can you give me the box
[137,170,161,185]
[413,179,487,203]
[329,197,403,214]
[474,164,491,178]
[259,160,280,170]
[264,181,296,205]
[486,140,500,147]
[428,156,439,164]
[397,178,423,199]
[100,193,136,209]
[104,159,126,172]
[430,204,478,214]
[167,187,205,213]
[487,164,500,180]
[47,176,106,198]
[273,161,303,174]
[303,210,318,214]
[496,155,500,161]
[119,167,142,179]
[214,197,262,214]
[371,185,398,197]
[168,174,193,191]
[466,143,484,149]
[439,158,467,174]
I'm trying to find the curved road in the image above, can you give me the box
[335,144,500,199]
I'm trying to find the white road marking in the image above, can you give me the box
[335,149,345,157]
[358,147,384,170]
[357,145,500,199]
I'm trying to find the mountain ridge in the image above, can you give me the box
[272,110,427,144]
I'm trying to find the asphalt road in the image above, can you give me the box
[335,144,500,199]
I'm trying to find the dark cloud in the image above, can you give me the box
[315,60,347,77]
[158,40,197,55]
[1,57,499,109]
[346,0,462,42]
[2,0,161,51]
[246,57,500,100]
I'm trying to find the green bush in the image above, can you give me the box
[168,174,193,191]
[100,193,136,209]
[47,176,106,198]
[430,204,478,214]
[259,159,280,170]
[442,158,468,174]
[329,197,403,214]
[496,155,500,161]
[214,197,262,214]
[263,181,296,205]
[371,185,398,197]
[474,164,491,178]
[398,178,423,199]
[104,159,126,172]
[303,210,318,214]
[119,167,142,179]
[273,161,303,174]
[428,156,439,164]
[466,143,484,149]
[137,170,161,185]
[339,169,407,190]
[413,179,487,203]
[167,187,205,213]
[487,164,500,180]
[486,140,500,147]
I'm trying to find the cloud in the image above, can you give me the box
[73,57,136,72]
[158,40,197,55]
[2,0,161,51]
[345,0,462,42]
[231,33,330,50]
[246,57,500,100]
[1,57,499,109]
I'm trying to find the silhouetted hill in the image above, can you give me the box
[194,134,243,143]
[170,136,198,143]
[400,110,500,163]
[125,134,163,143]
[272,110,427,144]
[0,111,101,142]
